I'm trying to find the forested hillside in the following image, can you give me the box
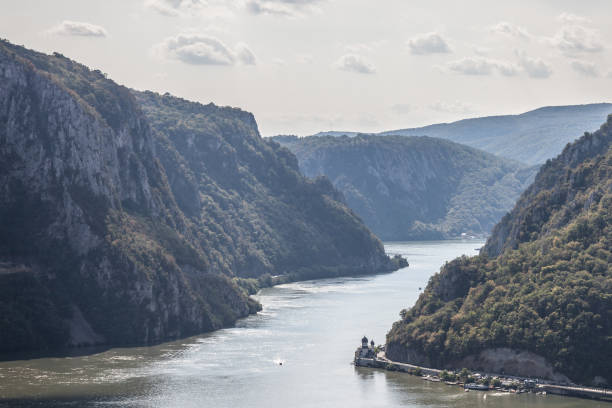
[275,134,536,240]
[386,117,612,385]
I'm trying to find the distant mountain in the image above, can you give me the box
[0,40,399,352]
[303,104,612,165]
[386,115,612,385]
[380,104,612,165]
[273,134,537,241]
[312,131,360,137]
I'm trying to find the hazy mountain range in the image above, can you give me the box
[273,134,537,240]
[312,103,612,165]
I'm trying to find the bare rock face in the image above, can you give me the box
[450,348,571,383]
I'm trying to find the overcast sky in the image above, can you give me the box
[1,0,611,135]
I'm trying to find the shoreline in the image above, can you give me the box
[0,256,409,362]
[354,352,612,403]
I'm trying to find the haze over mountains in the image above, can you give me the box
[312,103,612,165]
[274,135,537,240]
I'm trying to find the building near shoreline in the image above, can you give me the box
[356,336,376,359]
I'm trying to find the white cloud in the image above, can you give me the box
[608,71,612,79]
[518,54,552,78]
[407,32,451,55]
[334,54,376,74]
[446,56,527,77]
[489,21,531,39]
[246,0,323,17]
[495,61,520,77]
[453,51,551,79]
[146,0,183,16]
[429,100,474,114]
[235,42,257,65]
[557,12,591,25]
[154,33,256,66]
[447,57,493,75]
[551,25,604,55]
[570,60,598,77]
[48,21,107,37]
[145,0,235,20]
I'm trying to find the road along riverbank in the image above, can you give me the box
[354,351,612,402]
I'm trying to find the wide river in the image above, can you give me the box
[0,241,606,407]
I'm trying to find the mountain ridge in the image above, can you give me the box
[293,103,612,165]
[0,40,399,353]
[274,134,538,241]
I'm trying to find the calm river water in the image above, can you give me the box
[0,240,606,407]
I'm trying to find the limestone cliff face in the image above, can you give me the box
[0,41,396,352]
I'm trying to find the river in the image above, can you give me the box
[0,240,606,407]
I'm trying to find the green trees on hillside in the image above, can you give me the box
[275,135,537,240]
[387,118,612,384]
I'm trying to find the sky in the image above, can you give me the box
[1,0,611,136]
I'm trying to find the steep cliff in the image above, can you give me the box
[274,134,536,240]
[133,92,395,279]
[0,40,396,352]
[386,116,612,385]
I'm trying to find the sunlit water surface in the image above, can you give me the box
[0,240,606,407]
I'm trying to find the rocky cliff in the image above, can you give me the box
[0,40,397,352]
[386,116,612,385]
[274,134,536,240]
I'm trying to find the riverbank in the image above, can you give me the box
[354,352,612,402]
[2,240,600,407]
[235,254,408,296]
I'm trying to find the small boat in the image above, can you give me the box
[464,383,489,391]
